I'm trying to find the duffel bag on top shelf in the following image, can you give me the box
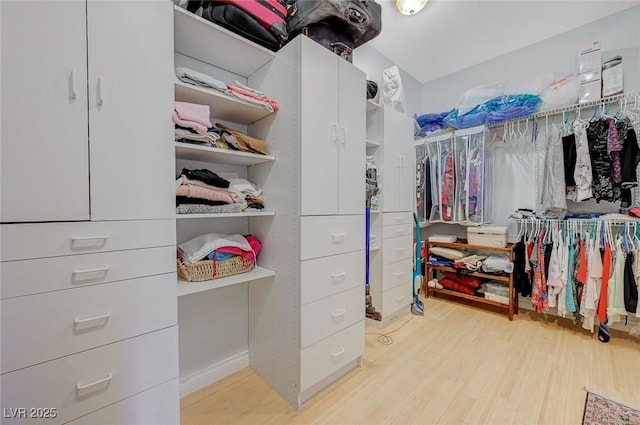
[287,0,381,49]
[187,0,289,51]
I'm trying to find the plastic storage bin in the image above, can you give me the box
[467,225,508,248]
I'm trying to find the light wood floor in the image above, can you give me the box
[180,296,640,425]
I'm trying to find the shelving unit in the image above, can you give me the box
[177,266,275,297]
[175,142,275,165]
[176,211,275,219]
[424,239,518,320]
[173,5,274,76]
[175,81,274,124]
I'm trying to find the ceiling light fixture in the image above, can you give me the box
[395,0,428,15]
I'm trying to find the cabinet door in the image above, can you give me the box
[300,37,339,215]
[1,1,89,222]
[87,1,175,221]
[382,109,414,212]
[338,60,365,216]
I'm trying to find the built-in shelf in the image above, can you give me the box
[366,139,381,148]
[175,81,274,125]
[173,5,275,77]
[176,211,275,219]
[367,99,380,111]
[175,142,275,165]
[177,266,275,297]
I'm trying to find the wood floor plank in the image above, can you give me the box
[181,298,640,425]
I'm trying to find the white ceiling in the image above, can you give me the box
[368,0,640,84]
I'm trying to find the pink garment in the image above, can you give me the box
[227,85,279,111]
[216,235,262,261]
[176,184,234,204]
[173,102,212,134]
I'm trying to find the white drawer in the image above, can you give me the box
[1,220,176,261]
[1,327,178,425]
[300,320,364,392]
[2,273,177,373]
[382,236,413,265]
[301,215,364,260]
[65,380,179,425]
[382,283,413,314]
[301,251,364,305]
[382,212,412,226]
[1,246,176,299]
[382,223,412,240]
[382,258,413,291]
[301,285,364,348]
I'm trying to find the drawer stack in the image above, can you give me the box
[1,220,179,425]
[299,216,365,393]
[370,212,413,326]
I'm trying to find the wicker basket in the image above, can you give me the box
[177,255,255,282]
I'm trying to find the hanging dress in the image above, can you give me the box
[568,121,593,202]
[607,237,628,325]
[531,231,548,313]
[581,235,602,332]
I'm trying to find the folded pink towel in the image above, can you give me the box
[176,184,235,204]
[173,102,212,134]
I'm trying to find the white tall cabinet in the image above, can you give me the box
[366,106,415,328]
[1,2,179,423]
[248,35,366,408]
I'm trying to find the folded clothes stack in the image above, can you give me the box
[178,233,262,264]
[175,169,264,215]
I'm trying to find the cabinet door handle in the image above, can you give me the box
[395,229,405,236]
[97,77,104,107]
[74,312,111,326]
[331,123,339,144]
[395,295,405,302]
[331,233,346,243]
[73,266,110,277]
[330,272,346,282]
[394,271,405,278]
[330,347,346,359]
[69,69,77,102]
[76,373,113,391]
[331,309,346,321]
[395,248,405,254]
[396,155,402,167]
[341,126,347,145]
[400,155,405,167]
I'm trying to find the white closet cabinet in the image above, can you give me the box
[300,40,365,216]
[248,35,365,409]
[1,1,90,222]
[381,109,414,213]
[0,1,174,223]
[1,2,179,423]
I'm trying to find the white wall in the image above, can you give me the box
[354,44,422,118]
[419,6,640,233]
[421,5,640,113]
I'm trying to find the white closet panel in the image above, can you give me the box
[87,1,175,220]
[0,1,89,222]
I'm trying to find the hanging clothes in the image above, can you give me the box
[587,118,620,203]
[620,127,640,207]
[607,237,628,325]
[531,231,549,313]
[581,232,602,333]
[540,125,567,217]
[567,121,593,202]
[597,240,612,324]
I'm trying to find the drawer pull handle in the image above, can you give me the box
[76,373,113,391]
[394,271,405,278]
[330,272,346,282]
[331,309,346,321]
[74,312,111,325]
[73,266,110,276]
[395,248,405,254]
[331,233,346,243]
[72,235,109,242]
[330,347,346,359]
[69,69,77,101]
[395,229,405,236]
[341,126,347,145]
[395,295,405,302]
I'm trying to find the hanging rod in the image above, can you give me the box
[509,217,640,226]
[488,89,640,128]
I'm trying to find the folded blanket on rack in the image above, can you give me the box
[180,168,230,188]
[176,67,228,93]
[227,84,279,112]
[175,127,220,146]
[176,196,227,207]
[176,184,235,204]
[481,255,514,274]
[173,102,212,134]
[205,235,262,262]
[179,233,253,263]
[216,123,269,155]
[175,176,243,203]
[176,202,248,215]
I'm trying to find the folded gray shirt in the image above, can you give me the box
[176,67,228,93]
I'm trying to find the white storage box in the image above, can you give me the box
[467,225,507,248]
[428,234,457,243]
[484,292,509,305]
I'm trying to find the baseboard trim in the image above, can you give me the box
[179,350,249,398]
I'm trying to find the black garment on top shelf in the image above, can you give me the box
[180,168,230,188]
[587,119,620,203]
[176,196,228,207]
[620,128,640,208]
[624,250,638,313]
[562,133,577,186]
